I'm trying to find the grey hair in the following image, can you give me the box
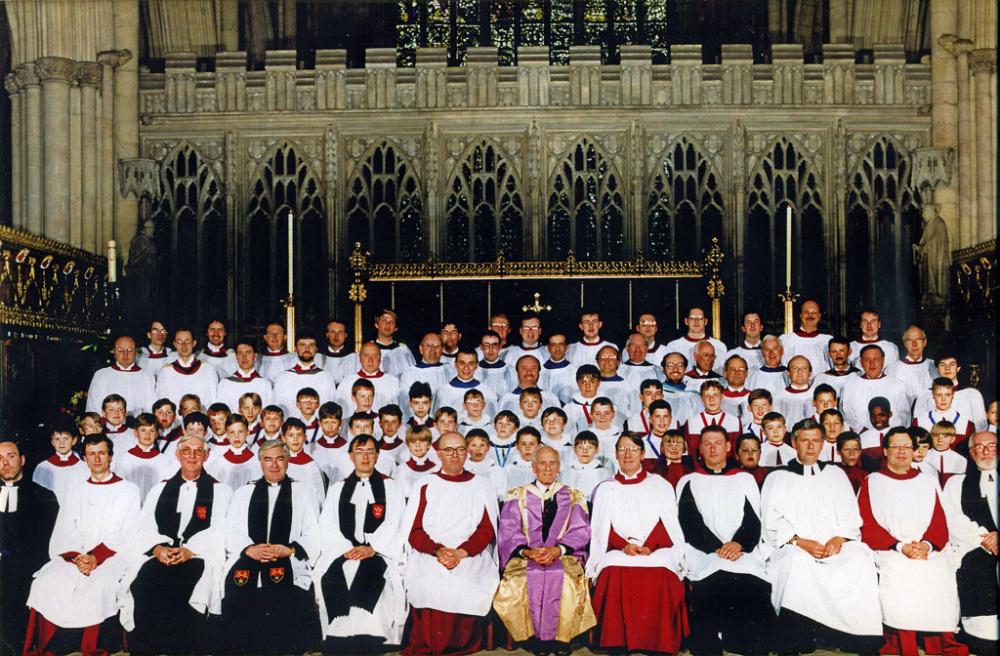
[257,439,290,460]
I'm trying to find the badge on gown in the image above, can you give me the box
[233,569,249,586]
[269,566,285,583]
[371,503,385,519]
[196,505,208,520]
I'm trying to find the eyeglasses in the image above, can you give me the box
[177,447,207,457]
[886,444,913,451]
[616,446,642,455]
[638,321,657,327]
[352,448,378,456]
[439,447,468,456]
[150,328,168,334]
[971,443,997,453]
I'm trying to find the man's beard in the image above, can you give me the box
[300,353,314,364]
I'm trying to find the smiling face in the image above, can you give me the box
[519,317,542,345]
[596,346,620,376]
[883,432,914,473]
[663,354,687,383]
[418,333,443,364]
[650,407,672,434]
[859,312,881,340]
[625,334,648,363]
[515,357,540,387]
[455,352,478,381]
[103,401,126,427]
[206,320,226,347]
[761,338,784,367]
[259,445,288,483]
[787,356,812,386]
[176,437,208,479]
[724,357,749,388]
[741,313,763,342]
[684,308,708,338]
[869,405,892,429]
[359,343,382,373]
[263,324,285,351]
[532,447,560,485]
[799,301,821,331]
[859,348,886,379]
[615,435,643,475]
[173,330,196,359]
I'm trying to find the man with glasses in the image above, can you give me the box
[137,319,175,378]
[567,310,614,367]
[401,432,499,656]
[942,431,998,655]
[121,435,233,654]
[779,300,833,376]
[257,322,297,382]
[314,435,407,651]
[86,334,156,415]
[505,312,547,366]
[665,306,728,371]
[660,352,698,426]
[155,326,220,409]
[634,313,670,368]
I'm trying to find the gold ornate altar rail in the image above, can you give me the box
[348,238,726,352]
[953,238,996,320]
[0,226,112,335]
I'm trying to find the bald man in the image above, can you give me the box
[779,300,833,376]
[86,335,157,415]
[399,333,451,409]
[335,342,401,416]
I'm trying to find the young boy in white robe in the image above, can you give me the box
[395,425,438,499]
[488,410,520,468]
[256,405,285,446]
[818,408,846,462]
[32,416,89,502]
[589,397,623,467]
[114,412,175,498]
[294,388,322,443]
[405,382,436,432]
[430,407,460,442]
[916,378,976,452]
[559,431,610,500]
[207,414,260,490]
[504,427,540,489]
[205,402,232,452]
[744,389,772,440]
[101,394,133,450]
[515,388,545,432]
[374,404,403,477]
[463,429,508,501]
[759,412,797,468]
[310,402,352,483]
[540,407,575,462]
[238,392,264,444]
[282,418,327,506]
[924,420,968,485]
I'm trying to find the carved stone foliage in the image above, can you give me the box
[345,140,424,264]
[645,135,725,260]
[444,139,525,262]
[546,136,625,261]
[150,142,227,326]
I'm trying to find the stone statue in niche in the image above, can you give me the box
[913,203,950,305]
[123,219,158,331]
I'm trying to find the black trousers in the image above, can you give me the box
[129,558,206,655]
[684,570,774,656]
[774,607,883,655]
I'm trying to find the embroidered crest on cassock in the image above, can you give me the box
[233,569,250,586]
[371,503,385,519]
[196,505,208,520]
[269,566,285,583]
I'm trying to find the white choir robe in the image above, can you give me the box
[434,378,497,415]
[26,476,141,627]
[114,446,176,499]
[849,339,900,367]
[725,343,765,371]
[721,388,752,424]
[675,470,770,583]
[199,345,238,378]
[205,447,260,490]
[885,357,936,399]
[595,376,639,418]
[564,395,596,435]
[749,366,789,398]
[922,448,968,477]
[401,472,500,616]
[662,385,700,426]
[256,350,297,383]
[457,415,493,437]
[779,330,833,376]
[913,384,989,431]
[685,411,742,455]
[224,479,320,590]
[318,348,359,386]
[137,347,175,378]
[398,362,451,410]
[817,441,842,464]
[287,452,327,507]
[566,339,616,367]
[773,385,815,427]
[664,336,729,374]
[559,459,611,499]
[309,436,354,485]
[590,426,623,469]
[32,453,89,503]
[941,468,999,641]
[313,476,407,643]
[86,365,156,415]
[154,360,219,409]
[216,371,273,413]
[841,373,912,430]
[646,342,671,371]
[374,341,416,378]
[465,458,509,501]
[539,360,578,405]
[503,454,535,490]
[273,366,337,416]
[395,457,439,499]
[119,475,233,630]
[336,371,401,416]
[476,361,514,400]
[620,360,664,388]
[586,470,686,579]
[759,441,798,468]
[812,368,859,399]
[504,344,548,368]
[497,388,562,414]
[858,469,959,632]
[760,461,882,635]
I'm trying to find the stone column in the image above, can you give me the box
[97,51,122,249]
[15,63,43,236]
[970,49,996,242]
[114,1,140,249]
[931,0,959,241]
[36,56,76,243]
[940,36,975,247]
[4,75,22,230]
[77,63,102,253]
[69,71,82,247]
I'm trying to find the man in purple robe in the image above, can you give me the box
[493,446,596,655]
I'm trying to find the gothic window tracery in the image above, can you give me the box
[445,140,524,262]
[346,141,425,264]
[746,137,825,321]
[151,143,226,327]
[245,142,326,327]
[846,137,922,324]
[646,137,724,260]
[547,138,625,260]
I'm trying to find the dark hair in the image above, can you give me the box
[82,433,114,455]
[590,396,614,410]
[573,430,600,446]
[812,384,836,400]
[699,424,729,443]
[515,426,541,442]
[378,404,403,419]
[226,414,249,429]
[748,388,772,404]
[152,397,176,413]
[183,412,209,428]
[736,433,761,450]
[662,352,688,368]
[318,401,343,420]
[283,418,306,432]
[882,426,916,450]
[48,415,78,436]
[296,387,320,401]
[859,344,885,359]
[648,399,673,414]
[640,378,663,392]
[615,432,644,451]
[519,386,543,400]
[348,412,375,427]
[827,335,851,349]
[409,381,433,400]
[699,380,724,394]
[102,393,127,409]
[134,412,157,429]
[836,431,862,450]
[541,406,567,422]
[494,410,521,428]
[867,396,891,413]
[234,336,257,351]
[349,434,379,452]
[465,428,491,442]
[208,402,231,415]
[576,364,600,380]
[819,408,844,422]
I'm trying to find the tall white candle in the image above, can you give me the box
[785,204,792,288]
[287,210,294,297]
[107,240,117,283]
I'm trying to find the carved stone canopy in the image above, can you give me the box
[911,147,955,193]
[117,158,163,201]
[74,62,103,88]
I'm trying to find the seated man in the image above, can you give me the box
[402,431,499,656]
[314,435,407,651]
[677,426,774,656]
[760,418,882,653]
[25,434,141,656]
[493,446,596,654]
[121,434,233,654]
[942,430,998,655]
[223,439,321,654]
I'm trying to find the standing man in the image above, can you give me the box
[566,310,614,367]
[0,440,59,656]
[137,319,175,377]
[399,332,451,408]
[318,320,357,385]
[539,332,577,405]
[841,345,912,431]
[498,356,561,413]
[216,336,273,412]
[201,319,238,377]
[24,435,141,656]
[155,326,220,409]
[401,432,499,656]
[760,418,882,653]
[273,331,338,415]
[434,349,496,414]
[620,333,663,389]
[850,309,899,367]
[720,355,752,423]
[86,335,156,415]
[477,331,513,399]
[942,431,998,655]
[505,313,547,366]
[439,322,463,364]
[634,313,670,368]
[493,446,596,653]
[664,307,727,369]
[813,336,859,398]
[774,355,816,427]
[336,342,402,415]
[121,435,233,654]
[886,326,936,400]
[257,322,297,382]
[779,300,833,376]
[725,311,765,371]
[373,309,416,378]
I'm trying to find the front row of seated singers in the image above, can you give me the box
[3,422,997,656]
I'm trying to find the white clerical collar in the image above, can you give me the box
[55,452,75,462]
[147,345,166,354]
[90,470,114,483]
[176,355,195,367]
[796,460,821,476]
[619,469,643,480]
[743,340,761,348]
[237,368,256,377]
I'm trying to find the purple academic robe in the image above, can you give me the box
[496,484,591,641]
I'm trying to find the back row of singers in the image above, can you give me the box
[4,420,995,656]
